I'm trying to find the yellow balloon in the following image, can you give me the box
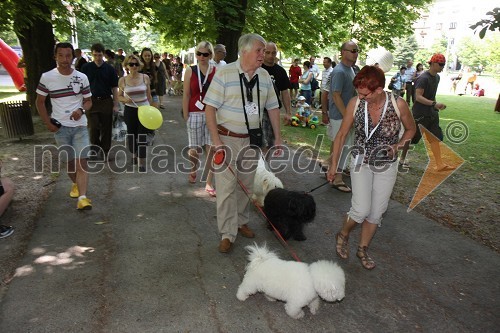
[138,105,163,130]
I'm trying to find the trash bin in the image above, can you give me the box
[0,100,34,139]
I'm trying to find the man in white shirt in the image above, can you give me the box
[404,59,416,105]
[309,56,320,78]
[210,44,227,68]
[320,57,334,125]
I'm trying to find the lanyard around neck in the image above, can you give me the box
[364,93,388,142]
[197,64,211,100]
[239,72,261,129]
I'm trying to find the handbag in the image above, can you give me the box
[248,128,263,147]
[388,81,394,90]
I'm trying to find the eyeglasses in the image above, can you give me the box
[343,49,359,54]
[154,56,160,59]
[438,63,445,67]
[196,51,210,57]
[128,62,140,67]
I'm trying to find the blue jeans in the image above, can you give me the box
[54,126,90,161]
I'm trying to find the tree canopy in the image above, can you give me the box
[101,0,432,61]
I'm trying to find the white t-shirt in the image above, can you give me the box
[321,67,334,91]
[210,59,227,69]
[310,63,320,78]
[36,68,92,127]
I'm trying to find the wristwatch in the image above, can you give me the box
[431,101,437,107]
[78,107,86,115]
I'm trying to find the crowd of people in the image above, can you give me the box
[2,36,456,274]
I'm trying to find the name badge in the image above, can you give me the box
[195,100,205,110]
[245,102,258,115]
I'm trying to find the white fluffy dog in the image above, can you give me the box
[252,158,283,207]
[236,243,345,319]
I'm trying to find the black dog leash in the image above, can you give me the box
[306,180,330,194]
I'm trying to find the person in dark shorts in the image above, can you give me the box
[412,53,455,172]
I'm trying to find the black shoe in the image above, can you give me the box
[139,166,146,172]
[0,225,14,239]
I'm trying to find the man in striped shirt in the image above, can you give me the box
[36,42,93,210]
[204,33,282,253]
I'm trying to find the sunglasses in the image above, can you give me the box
[438,63,445,67]
[344,49,359,54]
[128,62,140,67]
[196,51,210,57]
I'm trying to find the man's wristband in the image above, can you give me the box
[431,101,436,107]
[79,107,86,114]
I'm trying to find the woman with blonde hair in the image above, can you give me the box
[118,55,153,172]
[182,41,217,196]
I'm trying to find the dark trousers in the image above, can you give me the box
[411,112,443,145]
[406,83,415,104]
[123,105,148,158]
[88,98,113,154]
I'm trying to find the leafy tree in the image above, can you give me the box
[102,0,432,62]
[392,35,419,68]
[470,7,500,39]
[75,4,132,52]
[0,0,96,113]
[0,30,18,46]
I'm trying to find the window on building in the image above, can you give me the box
[450,22,457,29]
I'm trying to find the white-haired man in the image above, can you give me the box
[204,34,282,253]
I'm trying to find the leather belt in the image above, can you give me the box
[92,95,111,100]
[217,125,249,138]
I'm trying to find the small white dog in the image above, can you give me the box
[252,158,283,207]
[236,243,345,319]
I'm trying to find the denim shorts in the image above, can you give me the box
[54,126,91,161]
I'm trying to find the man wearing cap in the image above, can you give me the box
[412,53,454,172]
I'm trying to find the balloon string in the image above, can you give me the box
[120,88,140,108]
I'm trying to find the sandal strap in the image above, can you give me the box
[336,232,349,259]
[356,246,376,270]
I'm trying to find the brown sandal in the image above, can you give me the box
[335,232,349,259]
[356,246,376,270]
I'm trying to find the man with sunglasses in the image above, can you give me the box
[325,41,359,193]
[412,53,454,172]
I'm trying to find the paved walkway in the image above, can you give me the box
[0,94,498,332]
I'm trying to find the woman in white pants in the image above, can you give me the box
[327,66,416,270]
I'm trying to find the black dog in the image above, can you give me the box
[263,188,316,241]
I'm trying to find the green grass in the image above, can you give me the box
[0,87,25,102]
[281,94,499,175]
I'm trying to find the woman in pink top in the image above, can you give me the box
[118,55,153,172]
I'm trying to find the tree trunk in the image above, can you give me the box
[14,1,56,115]
[214,0,248,63]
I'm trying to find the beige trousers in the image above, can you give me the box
[215,135,259,242]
